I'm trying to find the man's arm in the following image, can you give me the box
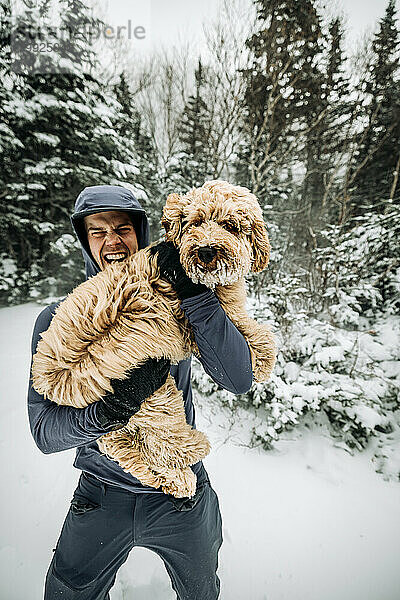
[151,241,254,395]
[28,306,170,454]
[28,305,109,454]
[181,290,253,395]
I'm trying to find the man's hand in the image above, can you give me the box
[96,357,171,430]
[150,241,208,300]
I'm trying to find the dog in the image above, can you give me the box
[32,180,277,498]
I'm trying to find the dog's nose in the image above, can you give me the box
[198,247,216,264]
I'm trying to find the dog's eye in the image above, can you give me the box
[190,219,203,228]
[223,221,239,234]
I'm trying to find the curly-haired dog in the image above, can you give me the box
[32,180,276,498]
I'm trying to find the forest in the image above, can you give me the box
[1,0,399,479]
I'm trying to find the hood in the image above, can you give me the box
[71,185,150,278]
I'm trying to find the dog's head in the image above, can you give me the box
[162,180,270,287]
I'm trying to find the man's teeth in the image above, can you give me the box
[104,253,127,262]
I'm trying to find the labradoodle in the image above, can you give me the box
[32,180,277,498]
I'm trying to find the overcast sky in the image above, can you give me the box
[97,0,399,56]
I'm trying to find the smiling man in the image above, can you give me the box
[29,184,253,600]
[84,210,138,268]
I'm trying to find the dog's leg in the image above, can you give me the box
[97,377,210,497]
[160,467,197,498]
[215,279,277,382]
[98,429,199,497]
[98,430,163,489]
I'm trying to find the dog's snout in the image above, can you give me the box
[198,247,216,264]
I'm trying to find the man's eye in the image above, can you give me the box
[91,231,106,238]
[117,227,132,234]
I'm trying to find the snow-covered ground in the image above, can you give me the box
[1,303,400,600]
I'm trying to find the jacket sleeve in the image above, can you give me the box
[180,290,253,394]
[28,305,107,455]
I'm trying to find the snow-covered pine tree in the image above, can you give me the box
[0,0,30,303]
[321,17,356,226]
[0,0,15,194]
[2,0,147,303]
[301,16,352,232]
[56,0,99,72]
[236,0,324,205]
[236,0,344,275]
[350,0,400,219]
[113,71,161,239]
[4,0,102,301]
[171,59,212,190]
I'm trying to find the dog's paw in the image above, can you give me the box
[161,468,197,498]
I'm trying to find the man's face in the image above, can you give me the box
[84,211,138,270]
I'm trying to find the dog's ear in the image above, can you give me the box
[161,193,187,244]
[251,218,271,272]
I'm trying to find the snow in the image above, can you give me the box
[8,99,37,121]
[347,405,385,430]
[67,100,95,115]
[24,157,65,175]
[0,258,17,278]
[26,183,47,191]
[110,159,141,178]
[1,303,400,600]
[33,222,55,234]
[112,181,148,201]
[56,58,83,75]
[50,234,77,257]
[32,132,60,146]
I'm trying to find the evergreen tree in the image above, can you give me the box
[0,0,28,303]
[113,71,161,238]
[296,14,359,244]
[1,0,149,303]
[172,59,212,189]
[0,0,17,193]
[301,17,351,229]
[350,0,400,219]
[57,0,99,72]
[236,0,325,206]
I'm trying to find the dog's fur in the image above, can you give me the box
[32,180,276,498]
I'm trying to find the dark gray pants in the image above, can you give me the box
[44,472,223,600]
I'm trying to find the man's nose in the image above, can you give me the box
[104,231,123,245]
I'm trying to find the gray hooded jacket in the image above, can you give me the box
[28,185,253,493]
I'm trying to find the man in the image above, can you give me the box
[28,185,254,600]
